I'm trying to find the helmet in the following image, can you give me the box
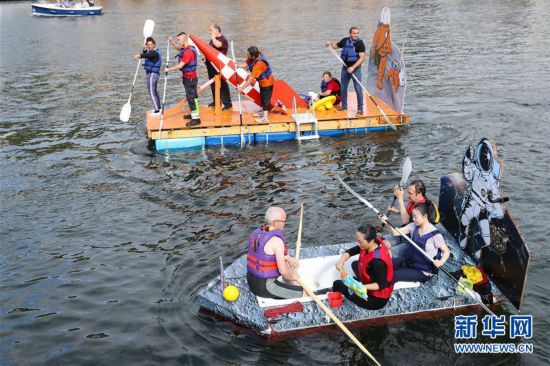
[476,138,494,174]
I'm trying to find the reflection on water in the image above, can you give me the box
[1,1,549,365]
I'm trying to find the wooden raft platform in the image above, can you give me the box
[146,92,409,150]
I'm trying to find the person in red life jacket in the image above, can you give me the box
[318,71,341,105]
[384,179,440,248]
[166,32,201,127]
[332,224,393,310]
[206,24,232,110]
[247,207,304,299]
[237,46,275,123]
[133,37,161,114]
[327,27,366,116]
[380,203,451,283]
[388,179,440,225]
[371,7,393,90]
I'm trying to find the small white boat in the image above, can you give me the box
[32,1,102,17]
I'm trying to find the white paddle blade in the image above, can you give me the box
[400,157,412,187]
[120,102,131,122]
[143,19,155,38]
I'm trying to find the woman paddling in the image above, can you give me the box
[381,202,450,283]
[133,37,161,114]
[332,224,393,310]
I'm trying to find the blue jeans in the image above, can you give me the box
[340,66,363,111]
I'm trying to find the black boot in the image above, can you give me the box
[186,118,201,127]
[183,114,192,120]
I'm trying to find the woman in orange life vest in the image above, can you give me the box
[380,203,451,283]
[246,207,304,299]
[371,7,392,90]
[332,224,394,310]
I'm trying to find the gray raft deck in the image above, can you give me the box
[196,228,504,336]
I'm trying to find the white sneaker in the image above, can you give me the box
[255,115,270,123]
[252,110,264,117]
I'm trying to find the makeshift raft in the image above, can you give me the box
[197,234,504,337]
[146,92,408,152]
[146,33,409,152]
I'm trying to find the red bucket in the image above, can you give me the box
[327,291,343,308]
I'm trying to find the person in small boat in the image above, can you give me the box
[237,46,274,123]
[371,7,392,90]
[133,37,161,114]
[327,27,366,116]
[206,24,232,111]
[332,224,393,310]
[388,180,439,226]
[166,32,201,127]
[314,71,341,111]
[380,203,451,283]
[383,179,438,248]
[247,207,304,299]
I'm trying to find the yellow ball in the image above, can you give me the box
[223,285,239,302]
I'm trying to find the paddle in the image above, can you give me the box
[120,19,155,122]
[157,40,170,148]
[326,44,397,131]
[292,204,380,365]
[295,203,304,260]
[336,175,498,318]
[230,41,245,147]
[384,157,412,226]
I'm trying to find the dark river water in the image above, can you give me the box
[1,1,549,365]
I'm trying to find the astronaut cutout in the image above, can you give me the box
[459,138,505,259]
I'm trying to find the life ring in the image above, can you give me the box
[313,95,337,111]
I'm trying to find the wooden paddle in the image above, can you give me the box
[293,204,381,365]
[294,203,304,260]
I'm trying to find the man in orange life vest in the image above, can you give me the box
[333,224,393,310]
[166,32,201,127]
[237,46,275,123]
[247,207,304,299]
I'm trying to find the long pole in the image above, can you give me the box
[295,203,304,260]
[336,175,497,317]
[293,203,380,365]
[326,45,396,131]
[157,41,170,147]
[230,41,245,147]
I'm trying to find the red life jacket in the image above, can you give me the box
[357,237,394,299]
[406,198,426,217]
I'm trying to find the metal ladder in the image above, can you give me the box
[291,97,319,141]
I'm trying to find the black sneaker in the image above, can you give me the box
[208,102,215,107]
[183,114,192,120]
[186,119,201,127]
[222,104,233,111]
